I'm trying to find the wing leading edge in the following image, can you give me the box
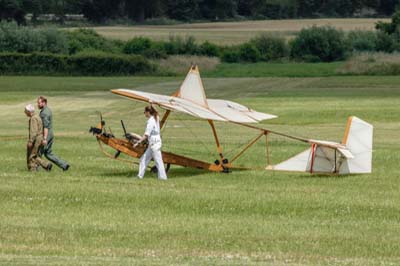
[111,66,277,123]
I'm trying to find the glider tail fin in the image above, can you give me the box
[339,116,373,174]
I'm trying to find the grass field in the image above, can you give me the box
[77,18,390,44]
[204,62,344,77]
[1,74,400,265]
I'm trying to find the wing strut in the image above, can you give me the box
[208,120,224,160]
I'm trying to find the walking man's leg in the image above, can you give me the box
[27,146,37,171]
[43,138,69,170]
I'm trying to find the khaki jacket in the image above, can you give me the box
[29,114,44,143]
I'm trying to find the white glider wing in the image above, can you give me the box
[112,65,277,123]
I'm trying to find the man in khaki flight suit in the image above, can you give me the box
[24,104,52,171]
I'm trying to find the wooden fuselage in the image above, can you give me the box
[95,133,232,172]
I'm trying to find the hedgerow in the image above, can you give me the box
[0,52,155,75]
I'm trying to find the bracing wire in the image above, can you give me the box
[173,114,216,159]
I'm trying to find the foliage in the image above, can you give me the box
[239,43,261,62]
[198,41,220,57]
[0,0,26,24]
[123,37,152,54]
[0,52,155,75]
[163,35,199,55]
[376,10,400,35]
[221,47,241,63]
[2,0,400,25]
[0,21,68,53]
[346,30,378,52]
[250,34,289,61]
[375,10,400,52]
[66,28,122,54]
[290,26,347,62]
[375,32,397,53]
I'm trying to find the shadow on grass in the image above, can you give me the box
[96,166,207,179]
[295,173,356,179]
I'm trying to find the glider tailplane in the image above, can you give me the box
[269,116,373,175]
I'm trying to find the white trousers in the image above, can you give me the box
[137,144,167,180]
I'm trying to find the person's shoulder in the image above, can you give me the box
[41,106,51,115]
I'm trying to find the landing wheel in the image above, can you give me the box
[150,163,171,174]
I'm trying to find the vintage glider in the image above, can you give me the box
[90,65,373,175]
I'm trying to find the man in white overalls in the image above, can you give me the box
[134,106,167,180]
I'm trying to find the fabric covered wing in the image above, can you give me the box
[112,89,224,121]
[207,99,277,123]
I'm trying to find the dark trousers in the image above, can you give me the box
[40,137,68,169]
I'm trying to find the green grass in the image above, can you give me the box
[204,62,344,77]
[0,75,400,265]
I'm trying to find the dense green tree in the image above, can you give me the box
[165,0,199,21]
[199,0,237,20]
[2,0,400,24]
[0,0,26,24]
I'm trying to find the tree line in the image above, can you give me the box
[0,0,399,24]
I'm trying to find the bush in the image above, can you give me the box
[198,41,220,57]
[123,38,167,59]
[0,22,68,54]
[376,10,400,35]
[144,42,168,59]
[250,34,289,61]
[0,52,155,75]
[221,47,241,63]
[239,43,261,62]
[375,32,397,53]
[68,51,154,75]
[163,36,199,55]
[346,30,377,52]
[123,37,152,54]
[290,26,346,62]
[0,53,67,74]
[66,28,121,54]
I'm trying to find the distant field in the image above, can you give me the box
[76,18,390,44]
[0,75,400,264]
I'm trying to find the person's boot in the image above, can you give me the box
[45,163,52,172]
[63,164,70,172]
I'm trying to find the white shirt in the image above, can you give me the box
[144,116,160,137]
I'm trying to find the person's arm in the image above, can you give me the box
[134,118,153,147]
[28,118,38,148]
[41,112,50,144]
[43,128,48,144]
[134,134,148,148]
